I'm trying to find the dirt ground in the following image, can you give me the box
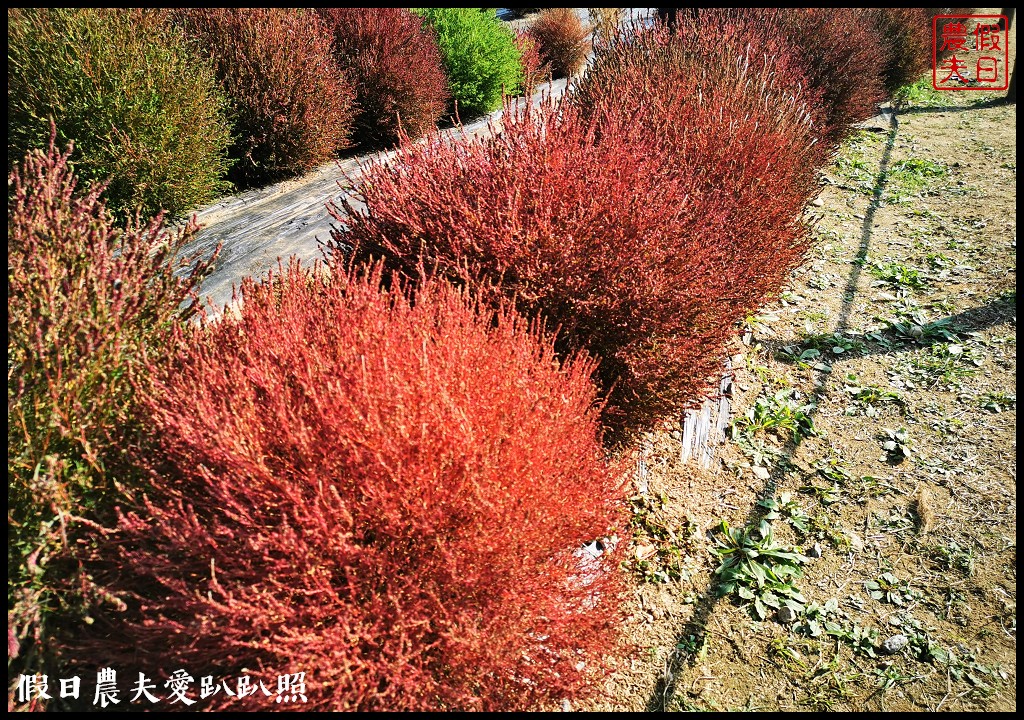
[584,24,1017,714]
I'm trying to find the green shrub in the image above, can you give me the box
[7,134,217,707]
[7,8,232,222]
[414,8,524,118]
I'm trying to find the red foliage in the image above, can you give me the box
[868,8,935,94]
[74,261,627,711]
[515,29,551,97]
[773,9,889,142]
[317,8,450,148]
[331,27,819,436]
[528,8,592,78]
[171,8,356,188]
[641,9,888,144]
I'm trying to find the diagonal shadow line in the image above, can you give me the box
[761,291,1017,366]
[645,112,900,711]
[897,96,1009,113]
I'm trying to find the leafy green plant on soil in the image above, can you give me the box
[795,597,887,658]
[833,130,882,193]
[735,434,785,468]
[869,260,929,292]
[776,344,833,371]
[769,636,809,671]
[904,341,984,388]
[885,157,949,203]
[757,491,810,535]
[842,374,908,417]
[921,539,977,576]
[732,388,817,443]
[799,481,843,507]
[712,519,809,621]
[887,314,959,344]
[864,571,923,606]
[977,391,1015,413]
[879,426,914,462]
[892,77,951,108]
[795,597,843,638]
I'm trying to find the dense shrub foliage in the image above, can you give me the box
[869,8,936,94]
[653,8,892,145]
[515,29,551,97]
[7,135,216,705]
[528,8,592,79]
[9,5,953,709]
[7,8,232,221]
[658,11,829,143]
[76,262,626,711]
[317,8,450,148]
[774,8,888,143]
[170,8,356,189]
[332,23,819,436]
[414,8,524,118]
[588,8,625,43]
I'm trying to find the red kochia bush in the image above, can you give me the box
[333,27,819,437]
[516,29,551,97]
[646,9,885,144]
[79,261,626,711]
[172,8,355,188]
[527,8,592,78]
[772,9,888,143]
[317,8,450,148]
[868,7,935,94]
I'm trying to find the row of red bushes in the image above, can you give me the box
[9,7,939,712]
[8,8,578,217]
[330,8,938,436]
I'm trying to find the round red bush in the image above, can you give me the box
[74,261,627,711]
[332,26,819,437]
[172,8,356,188]
[776,8,889,143]
[317,8,450,148]
[869,7,935,94]
[528,8,592,79]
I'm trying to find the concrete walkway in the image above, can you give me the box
[182,81,561,313]
[181,9,656,313]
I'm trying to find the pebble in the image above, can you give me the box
[811,197,825,207]
[751,466,771,480]
[845,531,864,551]
[777,606,798,623]
[880,634,909,655]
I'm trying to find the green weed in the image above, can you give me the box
[870,261,929,292]
[712,519,809,621]
[733,389,817,443]
[628,492,696,584]
[843,373,908,417]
